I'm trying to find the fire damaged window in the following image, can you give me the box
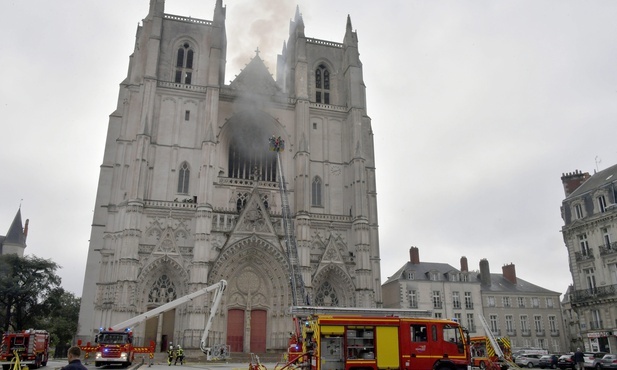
[228,142,278,182]
[315,64,330,104]
[174,42,194,84]
[177,162,190,194]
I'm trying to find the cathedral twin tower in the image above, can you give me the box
[77,0,382,353]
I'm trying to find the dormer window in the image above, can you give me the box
[315,64,330,104]
[175,43,194,85]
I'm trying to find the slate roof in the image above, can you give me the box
[0,208,26,253]
[384,261,465,284]
[567,163,617,200]
[482,273,560,295]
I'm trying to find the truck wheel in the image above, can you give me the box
[480,361,486,369]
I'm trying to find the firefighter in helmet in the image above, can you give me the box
[174,345,184,365]
[167,342,174,366]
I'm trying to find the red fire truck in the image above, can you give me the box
[0,330,50,370]
[79,280,226,367]
[274,309,471,370]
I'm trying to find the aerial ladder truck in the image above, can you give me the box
[477,313,518,370]
[79,280,227,367]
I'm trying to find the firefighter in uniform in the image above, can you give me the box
[174,345,184,365]
[167,342,174,366]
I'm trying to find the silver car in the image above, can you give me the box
[517,355,544,368]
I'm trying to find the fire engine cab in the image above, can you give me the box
[0,330,50,370]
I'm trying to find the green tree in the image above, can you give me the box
[0,254,61,332]
[31,287,80,346]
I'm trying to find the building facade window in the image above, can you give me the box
[177,162,190,194]
[503,296,511,307]
[487,296,495,307]
[489,315,499,333]
[454,313,462,323]
[517,297,526,308]
[548,315,558,332]
[532,297,540,308]
[452,291,461,309]
[467,313,475,332]
[464,292,473,309]
[584,268,597,293]
[534,315,543,332]
[574,203,583,219]
[506,315,515,333]
[579,233,590,255]
[598,195,607,213]
[520,315,529,333]
[432,291,442,309]
[311,176,322,206]
[175,42,194,84]
[408,290,418,309]
[407,272,415,280]
[315,64,330,104]
[602,227,611,247]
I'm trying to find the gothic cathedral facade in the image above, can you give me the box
[77,0,382,353]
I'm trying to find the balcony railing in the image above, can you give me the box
[521,330,531,337]
[535,330,545,337]
[570,284,617,303]
[599,241,617,256]
[550,330,560,337]
[575,250,595,262]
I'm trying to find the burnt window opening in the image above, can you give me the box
[174,43,194,85]
[228,142,278,182]
[177,162,190,194]
[315,64,330,104]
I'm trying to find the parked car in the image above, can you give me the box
[558,354,576,370]
[599,354,617,370]
[539,355,560,369]
[585,353,608,370]
[517,354,543,368]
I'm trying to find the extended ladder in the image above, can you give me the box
[270,136,308,306]
[477,314,519,370]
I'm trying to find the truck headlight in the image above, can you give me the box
[96,352,102,359]
[120,353,127,359]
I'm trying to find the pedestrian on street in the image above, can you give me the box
[61,346,87,370]
[574,348,585,370]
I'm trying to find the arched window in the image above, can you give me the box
[174,42,194,84]
[315,64,330,104]
[315,281,339,307]
[312,176,322,206]
[148,274,177,304]
[177,162,190,194]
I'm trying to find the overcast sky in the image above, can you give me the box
[1,0,616,298]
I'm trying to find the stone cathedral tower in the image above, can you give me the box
[77,0,382,354]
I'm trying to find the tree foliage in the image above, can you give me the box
[31,287,81,346]
[0,254,61,332]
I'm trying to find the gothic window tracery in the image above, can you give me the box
[174,42,194,85]
[314,281,339,306]
[315,64,330,104]
[177,162,190,194]
[148,274,177,304]
[312,176,322,206]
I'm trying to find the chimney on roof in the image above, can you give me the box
[502,263,517,284]
[460,256,468,272]
[409,247,420,264]
[479,259,491,286]
[561,170,590,197]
